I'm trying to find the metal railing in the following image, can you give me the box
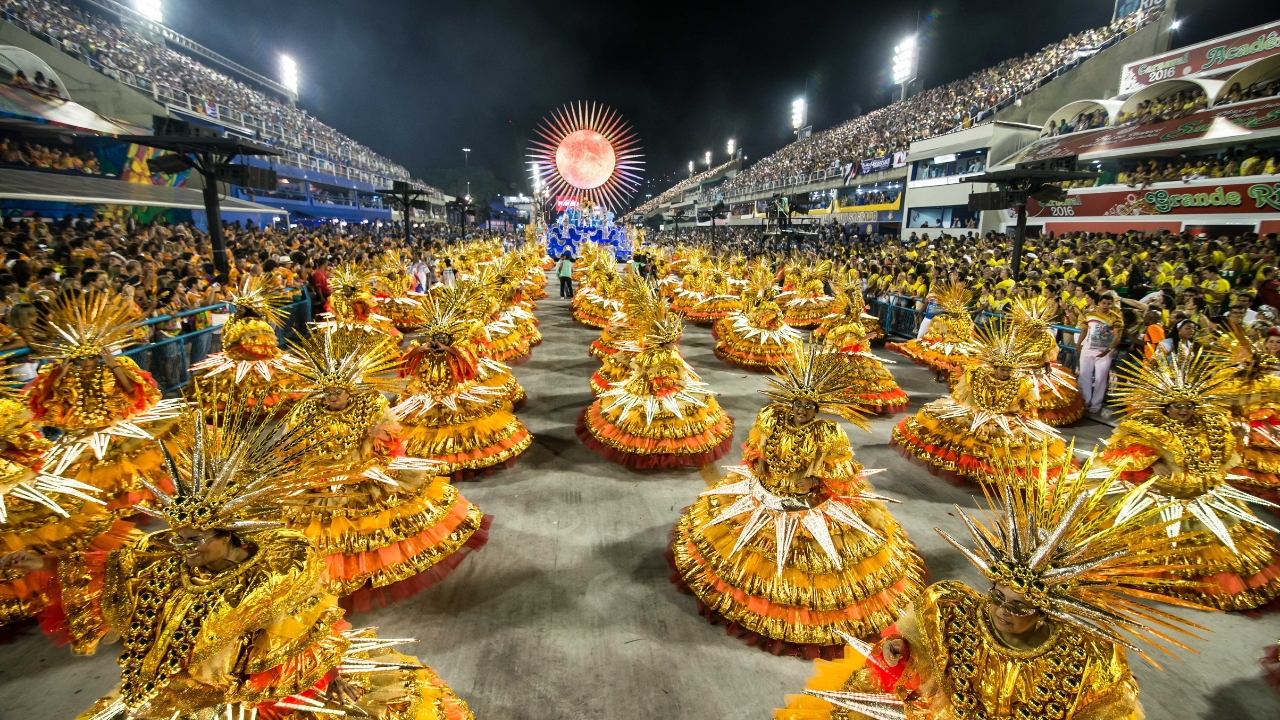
[0,293,312,395]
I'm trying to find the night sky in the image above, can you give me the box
[163,0,1273,199]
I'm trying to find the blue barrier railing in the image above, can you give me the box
[865,293,1084,370]
[0,289,312,395]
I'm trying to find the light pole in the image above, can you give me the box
[688,160,694,177]
[892,36,917,103]
[462,148,470,167]
[727,139,735,159]
[704,151,712,170]
[791,98,805,140]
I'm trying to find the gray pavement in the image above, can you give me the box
[2,288,1279,719]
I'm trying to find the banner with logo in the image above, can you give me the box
[1119,20,1280,94]
[892,151,908,168]
[997,96,1280,166]
[554,196,579,212]
[859,155,894,175]
[1026,180,1280,219]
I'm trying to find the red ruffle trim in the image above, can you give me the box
[450,454,522,482]
[662,541,845,660]
[575,409,733,470]
[500,350,533,366]
[339,514,492,614]
[1039,394,1086,426]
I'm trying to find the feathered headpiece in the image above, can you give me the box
[136,395,332,533]
[618,274,681,346]
[932,281,972,314]
[961,319,1040,369]
[760,341,870,430]
[1011,296,1053,330]
[286,328,405,397]
[1206,323,1279,383]
[1109,348,1233,415]
[228,275,291,328]
[938,454,1211,663]
[417,293,482,344]
[32,291,140,360]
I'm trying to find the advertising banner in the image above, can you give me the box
[554,195,579,212]
[892,151,909,168]
[1119,20,1280,94]
[859,155,894,175]
[1026,180,1280,219]
[997,96,1280,166]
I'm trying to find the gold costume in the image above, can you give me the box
[321,262,403,341]
[781,261,834,329]
[1100,350,1280,611]
[671,345,925,654]
[686,260,743,325]
[893,322,1071,486]
[282,331,489,612]
[816,277,908,414]
[1009,297,1083,426]
[888,282,975,380]
[1207,328,1280,508]
[713,261,803,372]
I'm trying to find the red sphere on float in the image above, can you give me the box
[555,129,616,190]
[529,102,644,210]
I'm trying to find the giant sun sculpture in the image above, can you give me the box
[529,102,644,210]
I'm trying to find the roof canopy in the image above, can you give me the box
[0,45,69,100]
[0,167,285,214]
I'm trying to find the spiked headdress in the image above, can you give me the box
[760,341,871,429]
[286,328,405,397]
[1109,348,1233,415]
[938,455,1210,662]
[1010,296,1053,330]
[228,275,291,328]
[1206,323,1280,383]
[932,281,972,314]
[137,394,333,533]
[417,293,481,344]
[961,319,1040,369]
[618,274,682,346]
[328,261,374,295]
[32,291,140,360]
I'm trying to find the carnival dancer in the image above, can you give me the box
[396,295,533,480]
[670,342,925,657]
[466,258,540,366]
[282,330,489,612]
[1098,349,1280,611]
[816,277,908,414]
[188,275,305,413]
[24,292,185,508]
[441,278,529,411]
[577,278,734,469]
[0,401,474,720]
[713,263,803,372]
[886,281,975,383]
[372,250,429,331]
[686,259,743,326]
[0,369,134,629]
[781,261,835,329]
[669,261,707,318]
[1009,296,1084,426]
[1207,326,1280,509]
[522,243,550,301]
[572,254,625,329]
[776,457,1211,720]
[321,261,402,341]
[892,320,1072,486]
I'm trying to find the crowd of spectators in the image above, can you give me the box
[635,161,735,216]
[1114,87,1207,125]
[718,10,1155,195]
[0,135,101,174]
[0,0,428,187]
[1045,109,1108,136]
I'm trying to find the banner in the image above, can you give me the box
[1120,20,1280,94]
[997,96,1280,166]
[859,155,893,175]
[1112,0,1163,23]
[842,162,857,184]
[554,196,579,212]
[892,151,908,168]
[1026,180,1280,219]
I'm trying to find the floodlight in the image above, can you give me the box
[791,98,806,130]
[727,139,735,156]
[1170,19,1182,30]
[280,55,299,94]
[705,151,711,167]
[688,161,694,174]
[892,35,917,86]
[134,0,162,23]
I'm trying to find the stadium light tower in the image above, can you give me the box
[133,0,162,23]
[727,139,735,158]
[280,55,299,95]
[704,151,712,169]
[462,148,471,167]
[688,160,694,176]
[892,36,917,103]
[791,98,806,140]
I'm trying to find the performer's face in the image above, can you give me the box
[323,388,351,411]
[173,527,232,568]
[1166,401,1195,423]
[987,585,1040,635]
[74,357,100,371]
[791,400,817,426]
[992,365,1013,381]
[1266,336,1280,356]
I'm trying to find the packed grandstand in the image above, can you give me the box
[0,0,433,190]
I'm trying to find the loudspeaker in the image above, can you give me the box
[215,164,278,191]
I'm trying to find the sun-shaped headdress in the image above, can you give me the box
[136,395,333,533]
[228,275,291,328]
[931,281,972,315]
[961,319,1041,369]
[31,291,140,360]
[938,454,1210,663]
[760,341,871,429]
[286,329,405,398]
[1010,296,1053,330]
[1109,348,1233,416]
[1205,323,1280,384]
[328,261,374,295]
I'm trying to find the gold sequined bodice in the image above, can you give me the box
[1110,411,1235,497]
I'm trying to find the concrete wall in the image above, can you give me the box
[994,18,1172,127]
[0,23,165,127]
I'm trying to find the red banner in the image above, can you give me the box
[554,195,580,212]
[1120,21,1280,94]
[998,96,1280,166]
[1026,179,1280,220]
